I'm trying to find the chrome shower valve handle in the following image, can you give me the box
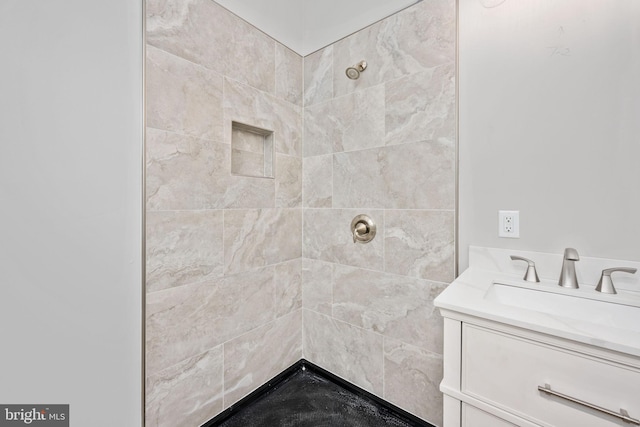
[510,255,540,283]
[351,214,376,244]
[353,222,368,243]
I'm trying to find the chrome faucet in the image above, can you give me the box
[558,248,580,288]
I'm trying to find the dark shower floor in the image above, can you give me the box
[203,360,434,427]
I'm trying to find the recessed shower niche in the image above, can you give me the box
[230,121,275,178]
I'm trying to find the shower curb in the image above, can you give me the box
[201,358,435,427]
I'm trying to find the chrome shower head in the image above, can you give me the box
[345,60,367,80]
[345,67,360,80]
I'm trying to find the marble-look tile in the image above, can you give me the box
[146,127,275,209]
[385,210,455,283]
[332,140,455,209]
[332,265,445,353]
[223,174,275,209]
[303,46,333,107]
[303,85,385,157]
[396,0,456,66]
[384,339,443,426]
[332,0,456,97]
[147,0,275,93]
[303,209,384,270]
[276,44,303,106]
[302,155,332,208]
[145,346,223,427]
[275,154,302,208]
[224,208,302,275]
[146,267,276,375]
[275,259,302,318]
[385,64,456,146]
[146,0,215,65]
[146,45,223,141]
[146,210,223,293]
[224,78,302,157]
[146,128,225,210]
[302,258,333,316]
[231,148,265,178]
[303,309,383,394]
[224,310,302,406]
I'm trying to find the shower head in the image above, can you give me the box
[345,60,367,80]
[345,67,360,80]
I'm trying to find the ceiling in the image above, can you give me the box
[213,0,422,56]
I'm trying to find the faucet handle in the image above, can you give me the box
[510,255,540,283]
[595,267,637,294]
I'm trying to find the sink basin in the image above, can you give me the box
[484,282,640,333]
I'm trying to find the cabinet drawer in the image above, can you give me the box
[462,404,516,427]
[462,324,640,427]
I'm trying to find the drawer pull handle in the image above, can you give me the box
[538,384,640,425]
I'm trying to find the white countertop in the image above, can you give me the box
[435,247,640,358]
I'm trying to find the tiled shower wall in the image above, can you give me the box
[144,0,303,425]
[144,0,455,425]
[301,1,456,425]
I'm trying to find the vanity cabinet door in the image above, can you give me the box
[462,324,640,427]
[462,404,517,427]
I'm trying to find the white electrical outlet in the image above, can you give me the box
[499,210,520,238]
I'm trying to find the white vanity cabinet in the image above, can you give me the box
[435,247,640,427]
[439,315,640,427]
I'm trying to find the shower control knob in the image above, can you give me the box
[354,222,368,236]
[351,214,376,244]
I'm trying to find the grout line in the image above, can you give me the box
[301,307,306,360]
[222,208,226,279]
[221,341,226,409]
[304,307,444,357]
[330,45,334,100]
[273,256,277,319]
[299,257,452,286]
[144,125,225,144]
[382,209,386,272]
[330,153,334,209]
[145,44,225,79]
[147,258,307,297]
[147,208,455,215]
[275,207,455,212]
[330,262,335,318]
[273,39,277,97]
[382,336,386,399]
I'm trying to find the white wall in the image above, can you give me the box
[0,1,143,425]
[459,0,640,270]
[212,0,420,55]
